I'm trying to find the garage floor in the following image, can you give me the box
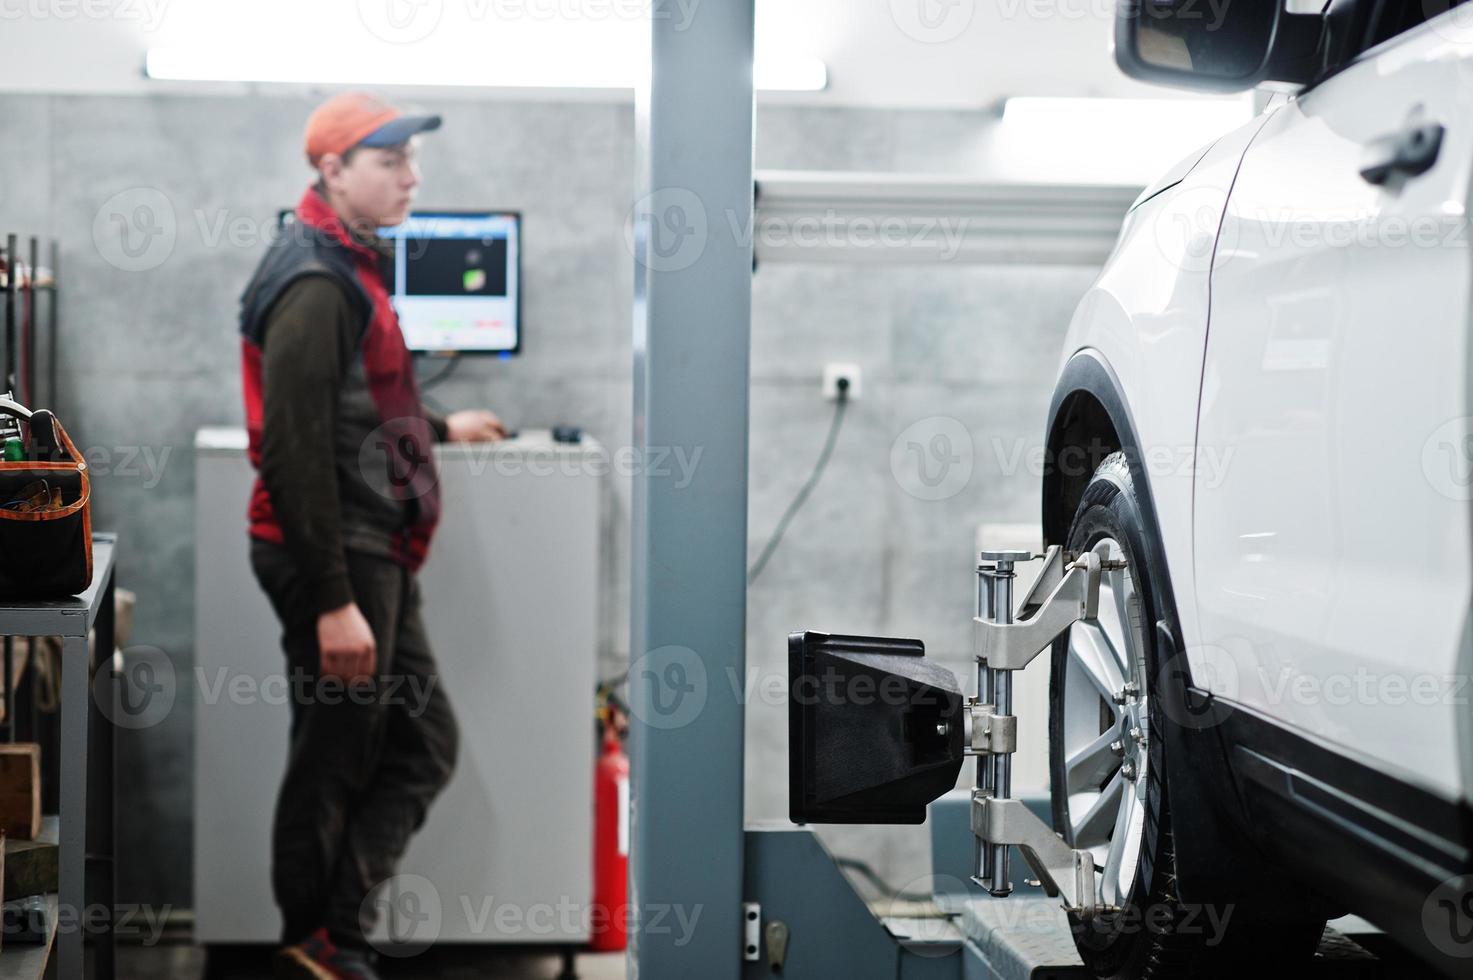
[114,944,627,979]
[107,925,1433,978]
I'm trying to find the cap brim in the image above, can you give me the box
[358,114,443,148]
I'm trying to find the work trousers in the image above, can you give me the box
[250,540,460,949]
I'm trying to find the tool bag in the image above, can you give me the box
[0,398,92,599]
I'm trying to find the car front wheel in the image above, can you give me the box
[1048,452,1322,979]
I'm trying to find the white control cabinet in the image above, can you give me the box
[194,428,600,944]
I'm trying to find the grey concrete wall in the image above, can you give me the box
[0,92,1102,910]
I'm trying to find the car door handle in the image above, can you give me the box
[1360,120,1445,185]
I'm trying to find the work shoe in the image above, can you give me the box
[273,927,382,980]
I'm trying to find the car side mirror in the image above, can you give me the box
[1115,0,1323,93]
[788,631,965,825]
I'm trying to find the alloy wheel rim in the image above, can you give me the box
[1060,536,1149,909]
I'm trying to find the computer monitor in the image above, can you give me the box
[379,211,522,356]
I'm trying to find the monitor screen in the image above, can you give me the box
[379,211,521,355]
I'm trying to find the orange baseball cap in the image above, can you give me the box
[304,92,442,168]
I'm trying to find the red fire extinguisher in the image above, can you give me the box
[591,712,629,951]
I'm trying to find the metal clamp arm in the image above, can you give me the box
[969,543,1115,914]
[973,548,1101,670]
[972,794,1098,918]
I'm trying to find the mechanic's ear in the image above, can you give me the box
[317,152,345,191]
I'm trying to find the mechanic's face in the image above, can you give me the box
[321,139,421,229]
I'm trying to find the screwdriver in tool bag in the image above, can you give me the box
[0,392,23,462]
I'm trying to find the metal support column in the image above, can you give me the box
[977,555,1020,896]
[59,630,88,978]
[629,3,755,979]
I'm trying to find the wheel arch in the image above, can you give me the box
[1041,357,1123,551]
[1041,348,1332,919]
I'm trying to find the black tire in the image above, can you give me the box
[1048,453,1323,979]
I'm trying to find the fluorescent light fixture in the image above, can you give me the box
[145,48,827,92]
[1002,96,1252,145]
[145,46,629,88]
[999,96,1254,177]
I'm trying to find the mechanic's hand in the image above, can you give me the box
[446,409,508,443]
[317,602,376,684]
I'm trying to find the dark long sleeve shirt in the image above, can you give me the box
[257,275,448,616]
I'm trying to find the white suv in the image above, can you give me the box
[1044,0,1473,975]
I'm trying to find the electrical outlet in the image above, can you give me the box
[823,363,861,401]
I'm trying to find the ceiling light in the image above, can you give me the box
[146,48,828,93]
